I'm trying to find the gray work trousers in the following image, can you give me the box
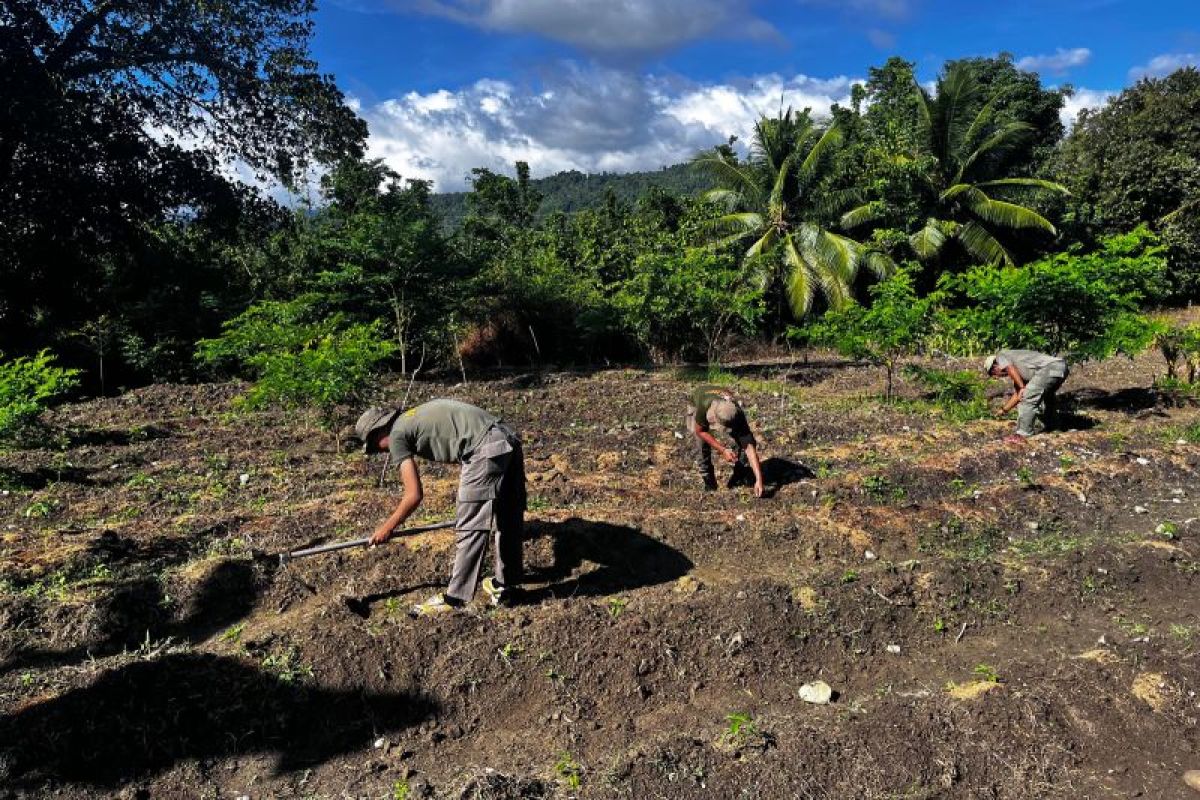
[1016,362,1069,437]
[446,424,526,603]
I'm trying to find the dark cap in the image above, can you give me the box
[354,407,399,453]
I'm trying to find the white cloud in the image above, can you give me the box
[356,66,857,191]
[1015,47,1091,74]
[405,0,779,54]
[1059,87,1116,127]
[1128,52,1200,80]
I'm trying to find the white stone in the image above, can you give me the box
[886,644,901,654]
[373,737,386,749]
[1135,457,1150,466]
[864,550,877,561]
[1134,506,1149,514]
[798,680,833,704]
[239,473,250,485]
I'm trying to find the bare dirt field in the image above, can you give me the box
[2,351,1199,798]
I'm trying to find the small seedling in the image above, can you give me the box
[1170,624,1193,642]
[392,781,411,800]
[1058,454,1075,472]
[1015,466,1035,487]
[724,711,757,744]
[219,623,245,643]
[607,597,628,618]
[933,617,947,633]
[498,642,523,664]
[1157,521,1179,539]
[555,752,582,790]
[972,663,1000,683]
[840,569,859,584]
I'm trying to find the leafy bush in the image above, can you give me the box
[196,295,396,430]
[934,227,1166,361]
[1154,321,1200,381]
[806,267,932,400]
[0,350,80,442]
[903,364,990,421]
[612,250,765,363]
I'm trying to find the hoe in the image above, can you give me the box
[274,519,456,566]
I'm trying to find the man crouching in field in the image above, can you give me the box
[985,349,1070,443]
[355,400,526,616]
[687,386,764,497]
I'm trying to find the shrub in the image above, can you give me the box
[903,364,990,421]
[806,267,932,400]
[196,295,396,432]
[934,227,1166,361]
[612,249,765,363]
[0,350,80,442]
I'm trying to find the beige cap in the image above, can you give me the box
[706,398,741,429]
[983,355,997,374]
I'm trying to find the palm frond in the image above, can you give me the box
[796,122,843,183]
[956,121,1033,183]
[768,153,794,216]
[782,233,815,318]
[841,201,885,229]
[975,178,1070,193]
[967,196,1057,233]
[861,249,896,279]
[701,188,745,211]
[692,153,764,205]
[699,212,765,238]
[956,220,1014,266]
[810,186,865,220]
[909,220,947,260]
[745,228,778,261]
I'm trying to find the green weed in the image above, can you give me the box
[607,597,628,618]
[219,623,245,643]
[261,646,314,684]
[972,663,1000,683]
[554,752,582,790]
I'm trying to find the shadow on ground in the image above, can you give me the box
[1065,387,1162,415]
[1,547,264,675]
[0,653,437,788]
[516,518,693,604]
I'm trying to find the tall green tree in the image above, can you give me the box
[1057,67,1200,299]
[695,109,892,318]
[0,0,364,380]
[845,62,1069,269]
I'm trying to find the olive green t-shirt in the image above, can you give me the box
[387,400,497,464]
[994,350,1066,382]
[690,386,755,447]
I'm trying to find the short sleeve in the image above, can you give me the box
[387,420,415,463]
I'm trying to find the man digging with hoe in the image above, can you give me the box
[985,349,1070,444]
[355,399,526,616]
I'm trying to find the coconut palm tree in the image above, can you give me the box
[694,109,892,318]
[844,64,1069,267]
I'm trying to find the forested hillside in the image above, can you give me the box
[429,163,716,230]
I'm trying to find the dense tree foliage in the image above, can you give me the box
[2,12,1197,405]
[0,0,364,387]
[1058,68,1200,298]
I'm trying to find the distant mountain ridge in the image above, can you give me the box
[430,162,715,229]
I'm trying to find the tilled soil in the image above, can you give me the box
[1,354,1199,799]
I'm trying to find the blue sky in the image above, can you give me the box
[308,0,1200,191]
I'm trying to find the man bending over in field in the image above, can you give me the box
[355,400,526,616]
[687,386,764,497]
[985,349,1070,444]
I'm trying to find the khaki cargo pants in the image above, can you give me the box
[446,423,526,603]
[1016,361,1069,437]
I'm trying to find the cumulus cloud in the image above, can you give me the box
[403,0,779,54]
[1059,87,1115,127]
[1015,47,1091,74]
[356,66,857,191]
[1128,52,1200,80]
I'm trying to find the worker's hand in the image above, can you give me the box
[993,407,1007,419]
[753,479,764,498]
[721,448,738,465]
[369,525,394,546]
